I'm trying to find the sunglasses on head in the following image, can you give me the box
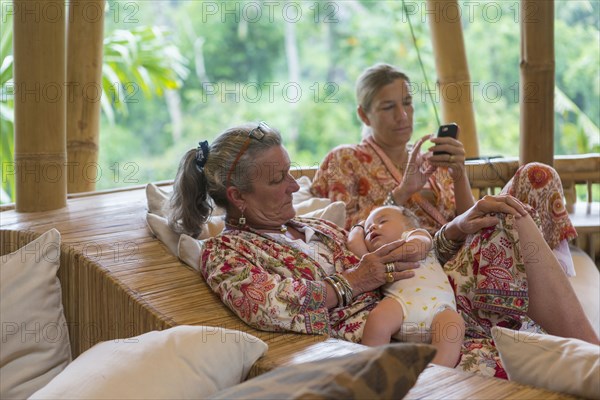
[226,122,269,187]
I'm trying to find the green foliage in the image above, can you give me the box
[0,10,188,201]
[554,16,600,155]
[102,26,189,121]
[0,6,13,203]
[1,0,599,202]
[555,86,600,154]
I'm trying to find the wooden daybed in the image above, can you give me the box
[1,155,598,399]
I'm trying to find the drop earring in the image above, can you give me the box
[238,206,246,226]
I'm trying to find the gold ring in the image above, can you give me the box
[449,155,455,163]
[385,272,394,283]
[385,263,395,273]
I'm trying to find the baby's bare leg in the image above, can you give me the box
[362,297,404,346]
[515,215,599,343]
[429,309,465,367]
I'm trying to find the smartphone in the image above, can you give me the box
[433,123,458,155]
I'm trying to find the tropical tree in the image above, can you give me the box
[101,26,188,122]
[0,14,13,203]
[0,16,187,203]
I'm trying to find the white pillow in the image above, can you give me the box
[0,229,72,400]
[30,325,268,400]
[293,197,332,216]
[178,233,204,272]
[146,183,171,218]
[198,215,226,240]
[146,213,180,257]
[292,175,315,204]
[569,245,600,336]
[301,201,346,228]
[492,326,600,399]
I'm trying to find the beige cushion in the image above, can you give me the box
[198,215,226,240]
[146,213,180,257]
[569,245,600,335]
[178,233,204,272]
[293,197,332,216]
[292,175,316,205]
[30,326,268,400]
[146,182,171,218]
[300,201,346,228]
[209,343,435,399]
[492,326,600,399]
[0,229,72,399]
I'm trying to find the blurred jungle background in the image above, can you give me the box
[1,0,598,202]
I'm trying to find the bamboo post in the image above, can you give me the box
[427,0,479,158]
[520,0,554,166]
[13,0,67,211]
[67,0,105,193]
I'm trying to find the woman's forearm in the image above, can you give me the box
[514,214,599,343]
[453,169,475,214]
[324,280,344,309]
[443,220,468,242]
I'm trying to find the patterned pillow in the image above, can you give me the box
[209,343,436,399]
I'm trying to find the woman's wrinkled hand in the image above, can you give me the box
[344,239,419,295]
[444,194,529,241]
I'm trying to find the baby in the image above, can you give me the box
[348,206,465,367]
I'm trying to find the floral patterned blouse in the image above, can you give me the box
[201,161,577,379]
[310,139,457,233]
[200,217,379,343]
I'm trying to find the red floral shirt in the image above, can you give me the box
[310,139,457,234]
[200,217,379,342]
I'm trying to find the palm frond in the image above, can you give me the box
[100,26,189,118]
[555,85,600,147]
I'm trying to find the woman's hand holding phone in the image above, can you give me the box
[433,123,459,155]
[428,123,466,181]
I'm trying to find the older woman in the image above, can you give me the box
[169,122,419,342]
[169,122,597,378]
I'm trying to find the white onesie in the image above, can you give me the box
[384,251,456,343]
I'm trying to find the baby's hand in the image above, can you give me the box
[347,223,368,257]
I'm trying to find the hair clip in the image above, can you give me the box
[195,140,209,170]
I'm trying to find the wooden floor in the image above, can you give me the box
[0,187,580,399]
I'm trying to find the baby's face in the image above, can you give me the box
[364,207,411,252]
